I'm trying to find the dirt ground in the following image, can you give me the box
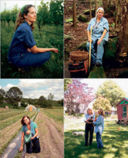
[24,112,64,158]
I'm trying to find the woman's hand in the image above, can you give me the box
[27,48,31,52]
[19,146,23,152]
[97,38,102,45]
[31,136,35,140]
[88,37,92,43]
[51,48,58,53]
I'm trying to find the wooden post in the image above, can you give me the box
[73,0,76,27]
[89,26,92,71]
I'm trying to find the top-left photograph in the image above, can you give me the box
[1,0,63,78]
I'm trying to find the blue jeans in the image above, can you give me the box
[9,51,51,68]
[96,132,103,149]
[86,39,105,65]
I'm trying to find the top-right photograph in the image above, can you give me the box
[64,0,128,78]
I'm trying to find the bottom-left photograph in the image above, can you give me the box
[0,79,64,158]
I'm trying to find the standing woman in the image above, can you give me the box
[93,109,104,149]
[19,116,40,153]
[84,108,95,146]
[86,7,109,66]
[8,4,58,68]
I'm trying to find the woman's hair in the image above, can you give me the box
[87,108,93,115]
[15,4,35,30]
[21,115,31,125]
[96,7,104,14]
[99,109,104,116]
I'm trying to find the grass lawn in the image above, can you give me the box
[65,120,128,158]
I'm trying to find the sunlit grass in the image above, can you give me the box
[65,119,128,158]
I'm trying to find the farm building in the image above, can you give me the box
[25,104,37,112]
[116,98,128,124]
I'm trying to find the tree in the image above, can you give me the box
[6,87,23,105]
[64,79,95,114]
[49,0,63,25]
[64,79,72,91]
[0,89,6,104]
[118,0,128,57]
[93,97,111,112]
[48,93,54,100]
[96,80,126,106]
[37,1,49,30]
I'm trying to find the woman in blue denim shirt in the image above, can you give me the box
[93,109,104,149]
[8,4,58,68]
[86,7,109,66]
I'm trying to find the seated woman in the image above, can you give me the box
[19,116,40,153]
[8,4,58,68]
[86,7,109,66]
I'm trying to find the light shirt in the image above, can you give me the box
[84,113,95,122]
[87,17,109,41]
[93,115,104,135]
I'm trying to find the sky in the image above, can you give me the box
[0,0,50,12]
[0,79,64,100]
[81,79,128,97]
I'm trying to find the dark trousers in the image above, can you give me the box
[26,137,41,153]
[85,123,94,145]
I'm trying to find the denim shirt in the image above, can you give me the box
[8,21,36,61]
[84,114,95,122]
[93,115,104,135]
[87,17,109,41]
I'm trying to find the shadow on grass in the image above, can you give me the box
[65,123,128,158]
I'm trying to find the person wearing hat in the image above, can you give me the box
[86,7,109,67]
[8,4,58,68]
[19,116,40,153]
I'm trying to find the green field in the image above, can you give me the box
[0,108,37,155]
[65,120,128,158]
[1,21,63,78]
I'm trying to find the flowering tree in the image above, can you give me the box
[64,79,95,114]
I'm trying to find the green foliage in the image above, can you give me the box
[49,0,63,25]
[93,97,112,111]
[64,79,72,91]
[104,37,118,60]
[96,80,126,106]
[89,66,106,78]
[37,2,49,28]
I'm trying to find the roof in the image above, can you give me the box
[116,98,128,106]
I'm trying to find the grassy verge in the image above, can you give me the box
[42,107,63,124]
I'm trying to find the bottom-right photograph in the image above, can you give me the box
[64,79,128,158]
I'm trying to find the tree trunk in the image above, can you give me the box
[73,0,76,27]
[95,0,98,16]
[118,0,128,55]
[90,0,92,19]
